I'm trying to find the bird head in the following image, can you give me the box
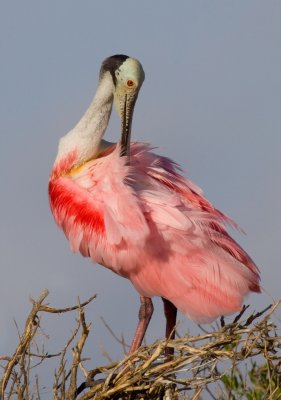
[100,55,145,156]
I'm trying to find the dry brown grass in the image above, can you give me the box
[0,291,280,400]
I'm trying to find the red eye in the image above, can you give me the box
[127,80,134,87]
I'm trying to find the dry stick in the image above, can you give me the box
[6,373,16,400]
[1,290,97,400]
[1,294,280,400]
[36,294,97,314]
[0,290,49,397]
[53,308,88,398]
[29,352,61,359]
[100,316,129,352]
[66,303,91,400]
[0,357,11,362]
[54,318,81,390]
[20,350,29,399]
[35,374,41,400]
[77,302,280,400]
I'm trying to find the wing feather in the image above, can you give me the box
[49,142,260,323]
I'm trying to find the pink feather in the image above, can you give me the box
[49,142,260,323]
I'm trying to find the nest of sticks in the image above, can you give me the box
[0,290,280,400]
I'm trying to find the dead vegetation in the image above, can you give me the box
[0,290,280,400]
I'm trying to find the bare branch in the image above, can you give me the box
[0,290,49,397]
[1,291,280,400]
[37,294,96,314]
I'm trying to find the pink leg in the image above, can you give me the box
[129,296,154,354]
[162,298,177,359]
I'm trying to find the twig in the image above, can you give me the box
[1,292,280,400]
[36,294,97,314]
[0,290,49,397]
[66,301,91,399]
[100,316,129,352]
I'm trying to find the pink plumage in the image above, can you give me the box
[49,55,260,355]
[49,142,260,324]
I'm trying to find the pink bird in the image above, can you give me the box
[49,55,260,355]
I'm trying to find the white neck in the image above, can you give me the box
[55,72,115,164]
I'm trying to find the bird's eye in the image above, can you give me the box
[127,80,135,87]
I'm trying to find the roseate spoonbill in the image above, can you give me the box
[49,55,260,355]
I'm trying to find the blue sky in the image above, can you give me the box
[1,1,280,395]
